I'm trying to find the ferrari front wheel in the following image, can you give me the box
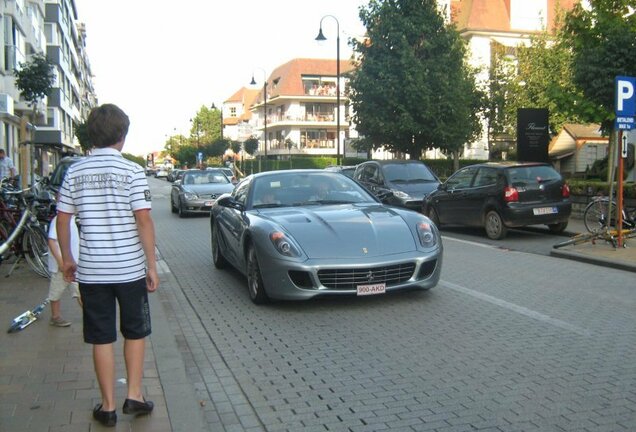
[246,245,269,305]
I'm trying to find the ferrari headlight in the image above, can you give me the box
[416,221,437,248]
[392,190,411,200]
[270,231,301,257]
[184,192,198,200]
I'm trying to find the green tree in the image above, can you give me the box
[492,18,605,140]
[244,137,259,156]
[563,0,636,129]
[204,138,229,159]
[563,0,636,182]
[122,153,144,166]
[14,53,55,116]
[349,0,483,166]
[230,141,241,154]
[74,121,91,153]
[174,144,198,168]
[190,105,222,146]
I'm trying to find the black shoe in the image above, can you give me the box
[93,404,117,427]
[123,398,154,416]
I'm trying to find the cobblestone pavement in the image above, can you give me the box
[2,178,634,432]
[150,180,636,432]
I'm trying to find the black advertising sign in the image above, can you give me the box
[517,108,549,162]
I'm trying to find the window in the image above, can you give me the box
[446,167,477,190]
[234,178,251,205]
[230,107,237,117]
[473,168,498,187]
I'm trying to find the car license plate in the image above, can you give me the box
[357,283,386,296]
[204,201,215,206]
[533,207,558,215]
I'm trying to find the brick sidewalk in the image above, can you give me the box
[0,258,199,432]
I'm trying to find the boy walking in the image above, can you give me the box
[47,212,81,326]
[56,104,159,427]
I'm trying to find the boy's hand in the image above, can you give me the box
[62,260,77,283]
[146,268,159,292]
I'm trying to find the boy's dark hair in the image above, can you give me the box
[87,104,130,148]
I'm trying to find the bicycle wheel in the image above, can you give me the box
[583,199,617,232]
[22,225,50,278]
[553,231,595,249]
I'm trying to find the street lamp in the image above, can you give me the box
[316,14,341,165]
[250,69,268,162]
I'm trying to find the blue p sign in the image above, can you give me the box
[616,76,636,117]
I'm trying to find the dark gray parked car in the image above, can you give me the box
[353,160,440,211]
[422,162,571,240]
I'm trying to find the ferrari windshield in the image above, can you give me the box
[250,172,377,208]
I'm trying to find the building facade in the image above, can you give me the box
[246,58,363,159]
[38,0,96,175]
[0,0,95,183]
[0,0,47,179]
[222,86,259,143]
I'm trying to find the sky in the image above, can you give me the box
[74,0,368,157]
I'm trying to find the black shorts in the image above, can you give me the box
[79,278,151,344]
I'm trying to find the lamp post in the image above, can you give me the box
[316,15,341,165]
[250,69,268,168]
[211,103,223,140]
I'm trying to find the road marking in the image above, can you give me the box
[442,236,496,249]
[440,279,591,337]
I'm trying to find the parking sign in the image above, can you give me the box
[616,76,636,130]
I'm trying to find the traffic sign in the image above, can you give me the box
[623,134,628,158]
[616,76,635,116]
[616,116,635,130]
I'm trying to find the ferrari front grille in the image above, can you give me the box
[317,263,416,290]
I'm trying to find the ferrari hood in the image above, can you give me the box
[263,204,418,259]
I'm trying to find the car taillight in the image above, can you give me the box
[562,183,570,198]
[503,186,518,202]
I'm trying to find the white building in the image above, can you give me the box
[446,0,578,159]
[0,0,95,181]
[0,0,47,178]
[246,58,364,160]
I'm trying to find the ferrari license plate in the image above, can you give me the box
[533,207,557,215]
[204,201,215,207]
[357,283,386,296]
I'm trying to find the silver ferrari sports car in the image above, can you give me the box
[210,170,443,304]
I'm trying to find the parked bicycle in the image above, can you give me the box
[0,178,52,278]
[583,195,636,233]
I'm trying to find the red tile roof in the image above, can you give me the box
[252,58,355,104]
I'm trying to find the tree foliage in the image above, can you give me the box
[74,121,91,153]
[122,153,144,166]
[489,26,605,141]
[349,0,483,162]
[243,137,259,156]
[563,0,636,129]
[13,53,55,108]
[190,105,222,146]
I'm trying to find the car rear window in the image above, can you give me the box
[506,165,561,186]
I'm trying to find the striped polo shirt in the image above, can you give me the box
[57,147,152,284]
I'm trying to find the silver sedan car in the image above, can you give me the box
[210,170,443,304]
[171,169,234,217]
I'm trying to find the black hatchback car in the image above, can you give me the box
[353,160,440,211]
[422,162,571,240]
